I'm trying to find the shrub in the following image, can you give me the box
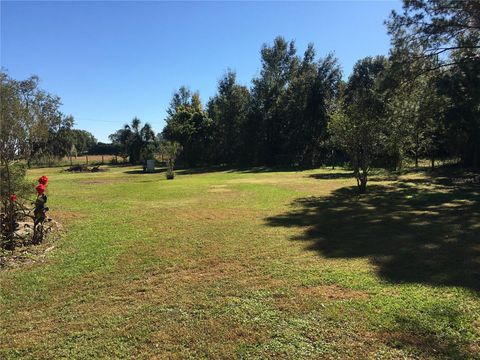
[0,167,51,250]
[159,141,182,180]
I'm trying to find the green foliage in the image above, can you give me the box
[207,71,251,165]
[330,56,388,192]
[158,140,182,179]
[387,0,479,70]
[280,50,342,167]
[0,162,31,203]
[0,71,97,168]
[0,163,49,250]
[250,37,299,165]
[109,118,156,164]
[162,88,213,167]
[387,0,480,167]
[163,38,342,169]
[101,28,477,174]
[0,161,33,250]
[440,48,480,167]
[385,71,450,169]
[89,142,123,156]
[0,72,78,165]
[69,129,97,154]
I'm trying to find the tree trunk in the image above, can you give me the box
[414,131,420,168]
[355,166,368,193]
[474,137,479,169]
[431,156,435,169]
[358,175,367,193]
[396,149,403,171]
[2,160,15,249]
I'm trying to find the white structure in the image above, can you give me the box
[145,160,155,173]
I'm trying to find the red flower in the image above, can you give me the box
[10,194,17,202]
[38,175,49,186]
[36,184,45,195]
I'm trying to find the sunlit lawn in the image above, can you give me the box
[0,165,479,359]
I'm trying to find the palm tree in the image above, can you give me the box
[111,118,155,164]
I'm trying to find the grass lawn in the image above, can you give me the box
[1,165,479,359]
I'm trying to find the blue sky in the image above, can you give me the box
[1,1,402,142]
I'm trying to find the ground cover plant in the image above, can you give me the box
[0,165,478,359]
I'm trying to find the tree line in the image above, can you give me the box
[153,0,479,192]
[2,0,478,193]
[0,71,100,166]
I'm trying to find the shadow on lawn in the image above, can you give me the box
[309,172,354,180]
[124,168,167,175]
[384,309,479,359]
[175,165,302,176]
[265,178,480,292]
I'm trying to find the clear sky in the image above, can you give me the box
[1,1,402,142]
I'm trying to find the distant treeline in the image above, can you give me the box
[2,0,478,191]
[89,143,122,156]
[112,0,478,178]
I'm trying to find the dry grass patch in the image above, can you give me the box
[49,209,87,224]
[297,284,369,300]
[147,317,268,359]
[77,178,122,185]
[207,184,232,193]
[274,284,369,314]
[172,207,257,222]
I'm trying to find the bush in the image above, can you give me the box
[0,165,51,250]
[159,141,182,180]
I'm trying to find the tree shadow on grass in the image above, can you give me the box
[175,165,302,176]
[124,168,167,175]
[383,310,479,359]
[309,172,354,180]
[265,180,480,292]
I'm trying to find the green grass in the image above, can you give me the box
[1,165,479,359]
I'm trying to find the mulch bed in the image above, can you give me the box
[0,217,62,269]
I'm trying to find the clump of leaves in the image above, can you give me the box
[159,140,182,180]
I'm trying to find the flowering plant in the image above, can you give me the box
[36,183,46,195]
[1,174,51,249]
[32,176,49,244]
[38,176,48,185]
